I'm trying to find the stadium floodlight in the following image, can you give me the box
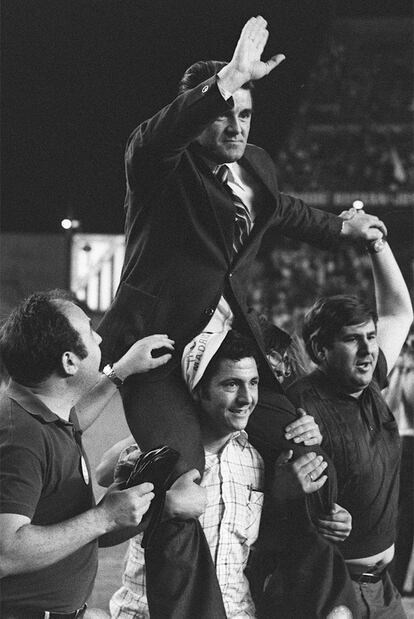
[61,218,80,230]
[352,200,364,210]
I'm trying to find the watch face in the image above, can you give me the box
[103,364,112,376]
[103,364,122,385]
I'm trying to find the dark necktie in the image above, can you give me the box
[216,164,253,254]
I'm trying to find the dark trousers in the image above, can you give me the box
[245,389,359,619]
[390,436,414,593]
[121,368,226,619]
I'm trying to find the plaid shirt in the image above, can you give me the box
[110,432,264,618]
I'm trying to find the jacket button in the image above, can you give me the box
[204,307,215,317]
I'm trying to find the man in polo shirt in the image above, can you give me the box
[287,230,413,618]
[0,289,174,619]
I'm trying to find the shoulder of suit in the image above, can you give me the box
[245,143,274,165]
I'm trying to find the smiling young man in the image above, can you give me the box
[287,233,413,618]
[97,331,346,619]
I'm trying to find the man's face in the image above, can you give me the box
[61,302,102,389]
[320,320,379,395]
[196,88,252,164]
[198,357,259,438]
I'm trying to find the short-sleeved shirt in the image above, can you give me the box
[110,432,265,619]
[0,381,98,612]
[287,350,401,560]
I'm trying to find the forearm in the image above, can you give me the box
[217,65,248,96]
[76,373,118,431]
[99,524,142,547]
[371,242,413,371]
[276,194,342,249]
[0,507,110,577]
[77,334,173,432]
[371,242,413,322]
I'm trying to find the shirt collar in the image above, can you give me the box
[223,430,250,450]
[5,380,75,426]
[233,429,250,448]
[204,430,250,457]
[212,162,244,189]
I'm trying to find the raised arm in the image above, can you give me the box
[77,334,174,431]
[371,241,413,372]
[127,16,285,187]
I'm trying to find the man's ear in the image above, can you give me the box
[310,339,326,364]
[61,351,79,377]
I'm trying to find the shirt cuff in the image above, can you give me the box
[217,77,233,101]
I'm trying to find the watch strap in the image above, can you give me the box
[103,364,123,387]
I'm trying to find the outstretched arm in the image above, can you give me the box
[371,241,413,372]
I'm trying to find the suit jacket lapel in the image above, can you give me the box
[229,150,278,267]
[242,148,278,219]
[189,144,278,266]
[191,147,235,263]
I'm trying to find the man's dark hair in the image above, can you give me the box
[0,290,88,385]
[197,330,258,393]
[178,60,254,95]
[302,295,378,364]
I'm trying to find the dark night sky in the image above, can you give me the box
[1,0,412,234]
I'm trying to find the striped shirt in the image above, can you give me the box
[110,432,264,618]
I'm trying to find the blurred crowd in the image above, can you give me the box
[304,39,412,123]
[247,241,374,334]
[277,126,414,193]
[274,35,413,193]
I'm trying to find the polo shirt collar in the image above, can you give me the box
[6,380,74,426]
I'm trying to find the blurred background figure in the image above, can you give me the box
[258,312,313,385]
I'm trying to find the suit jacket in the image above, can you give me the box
[98,75,343,384]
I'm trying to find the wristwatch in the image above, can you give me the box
[102,364,123,387]
[367,238,387,253]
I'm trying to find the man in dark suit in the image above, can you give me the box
[98,16,387,618]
